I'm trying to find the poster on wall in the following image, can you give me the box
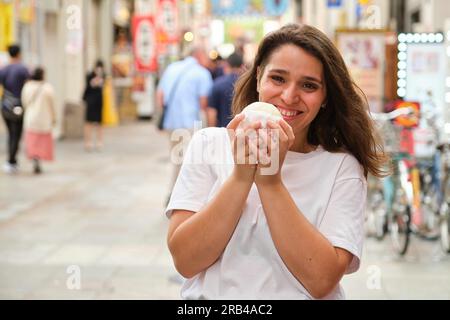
[132,15,157,73]
[336,31,385,113]
[405,43,446,117]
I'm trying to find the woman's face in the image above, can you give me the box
[257,44,327,139]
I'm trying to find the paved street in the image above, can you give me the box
[1,120,449,300]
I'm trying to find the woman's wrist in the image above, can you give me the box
[230,167,256,185]
[255,172,283,188]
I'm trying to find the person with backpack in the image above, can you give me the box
[0,44,30,174]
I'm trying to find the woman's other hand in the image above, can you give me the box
[227,113,261,183]
[255,119,295,185]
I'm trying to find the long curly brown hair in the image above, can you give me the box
[232,23,389,178]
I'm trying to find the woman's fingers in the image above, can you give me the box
[278,119,295,147]
[226,113,245,131]
[267,120,288,143]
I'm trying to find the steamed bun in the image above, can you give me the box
[240,102,282,127]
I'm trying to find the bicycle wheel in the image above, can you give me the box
[440,201,450,253]
[419,173,441,240]
[389,186,411,255]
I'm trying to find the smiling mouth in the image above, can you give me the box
[276,107,303,119]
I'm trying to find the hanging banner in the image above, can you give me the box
[211,0,287,17]
[132,15,157,73]
[211,0,249,16]
[0,2,14,52]
[156,0,179,44]
[264,0,289,16]
[327,0,343,8]
[17,0,35,24]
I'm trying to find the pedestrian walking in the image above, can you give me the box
[83,60,105,151]
[165,24,388,299]
[0,44,30,174]
[207,52,244,127]
[21,67,56,174]
[156,46,213,200]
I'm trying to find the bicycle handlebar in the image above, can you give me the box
[369,107,416,121]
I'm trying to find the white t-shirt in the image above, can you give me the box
[166,127,367,300]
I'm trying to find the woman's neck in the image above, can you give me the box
[290,133,317,153]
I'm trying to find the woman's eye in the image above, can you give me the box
[270,75,284,83]
[303,83,317,90]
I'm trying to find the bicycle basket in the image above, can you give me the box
[376,120,402,153]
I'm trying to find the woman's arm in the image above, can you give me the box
[167,115,261,278]
[48,86,57,126]
[256,182,353,299]
[168,174,253,278]
[254,120,354,298]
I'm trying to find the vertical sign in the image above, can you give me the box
[132,16,157,72]
[157,0,178,44]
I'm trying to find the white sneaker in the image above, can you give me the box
[3,163,18,175]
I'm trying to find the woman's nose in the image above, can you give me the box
[281,85,300,105]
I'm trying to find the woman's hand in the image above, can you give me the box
[227,114,261,183]
[255,119,295,186]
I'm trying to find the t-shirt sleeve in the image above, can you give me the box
[318,155,367,274]
[165,129,216,218]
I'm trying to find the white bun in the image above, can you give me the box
[240,102,282,128]
[243,102,282,118]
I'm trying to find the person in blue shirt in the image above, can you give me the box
[0,44,30,174]
[156,46,213,200]
[207,53,244,128]
[156,47,213,131]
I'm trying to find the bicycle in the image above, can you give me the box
[368,107,417,255]
[438,142,450,253]
[410,105,449,248]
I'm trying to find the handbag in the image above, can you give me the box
[1,88,24,122]
[157,104,167,130]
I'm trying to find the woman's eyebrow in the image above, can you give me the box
[269,69,323,84]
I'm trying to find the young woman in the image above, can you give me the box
[22,67,56,174]
[165,24,388,300]
[83,60,105,151]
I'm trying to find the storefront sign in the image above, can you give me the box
[156,0,178,44]
[327,0,342,8]
[132,15,157,73]
[393,101,420,128]
[405,43,446,117]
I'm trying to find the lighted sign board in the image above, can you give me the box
[397,33,446,120]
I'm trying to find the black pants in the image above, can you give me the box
[1,108,23,165]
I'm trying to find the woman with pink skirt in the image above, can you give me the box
[21,67,56,174]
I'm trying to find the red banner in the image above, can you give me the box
[156,0,179,44]
[132,15,157,73]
